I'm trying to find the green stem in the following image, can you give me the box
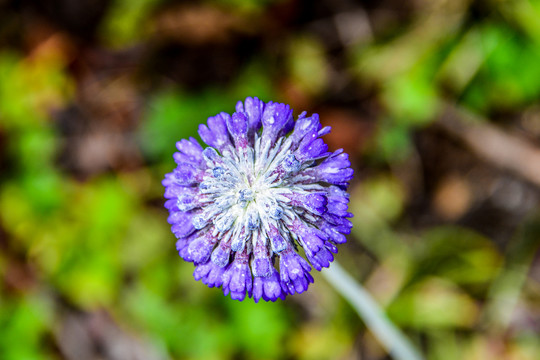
[322,261,424,360]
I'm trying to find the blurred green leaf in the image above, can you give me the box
[437,25,499,94]
[124,284,183,355]
[99,0,155,47]
[483,214,540,331]
[210,0,282,12]
[53,178,136,307]
[16,128,58,171]
[382,68,440,126]
[0,294,53,360]
[140,61,274,162]
[288,36,328,96]
[350,176,412,275]
[289,322,353,360]
[231,60,274,101]
[354,175,406,223]
[0,50,72,131]
[427,330,463,360]
[125,283,234,359]
[501,0,540,43]
[462,24,540,111]
[388,277,479,329]
[122,209,170,270]
[408,226,502,289]
[140,89,229,161]
[374,120,413,162]
[226,300,288,359]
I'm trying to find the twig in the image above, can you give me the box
[438,104,540,188]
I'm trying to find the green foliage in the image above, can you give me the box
[140,61,274,162]
[226,300,288,359]
[1,0,540,359]
[462,24,540,112]
[409,226,502,288]
[99,0,156,47]
[386,227,501,329]
[388,277,479,329]
[373,121,413,163]
[0,51,72,130]
[0,294,53,360]
[210,0,283,12]
[287,36,329,96]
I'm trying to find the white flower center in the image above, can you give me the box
[191,134,324,254]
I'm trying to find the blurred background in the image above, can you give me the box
[1,0,540,359]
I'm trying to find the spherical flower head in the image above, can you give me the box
[163,97,354,302]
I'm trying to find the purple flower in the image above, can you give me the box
[163,97,353,302]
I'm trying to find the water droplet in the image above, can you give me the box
[282,154,301,172]
[231,235,246,252]
[176,195,195,211]
[215,214,234,232]
[247,211,260,230]
[269,206,283,220]
[238,188,255,202]
[213,166,226,178]
[202,147,221,163]
[192,215,207,230]
[271,234,287,253]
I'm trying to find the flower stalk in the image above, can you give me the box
[322,261,424,360]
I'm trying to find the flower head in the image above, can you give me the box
[163,97,353,302]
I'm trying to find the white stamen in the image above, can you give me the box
[198,129,324,257]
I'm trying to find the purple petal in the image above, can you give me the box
[211,240,232,268]
[253,268,287,303]
[327,198,350,217]
[194,260,226,288]
[304,245,334,271]
[185,232,218,264]
[177,231,199,260]
[290,219,327,255]
[237,96,264,135]
[304,150,354,185]
[268,226,288,253]
[252,257,272,277]
[289,114,322,147]
[261,102,293,146]
[198,112,232,151]
[279,248,313,295]
[295,131,329,162]
[252,239,273,277]
[322,213,353,234]
[227,112,249,148]
[163,182,198,200]
[320,222,348,244]
[171,164,205,185]
[222,251,253,301]
[284,192,327,216]
[173,137,204,166]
